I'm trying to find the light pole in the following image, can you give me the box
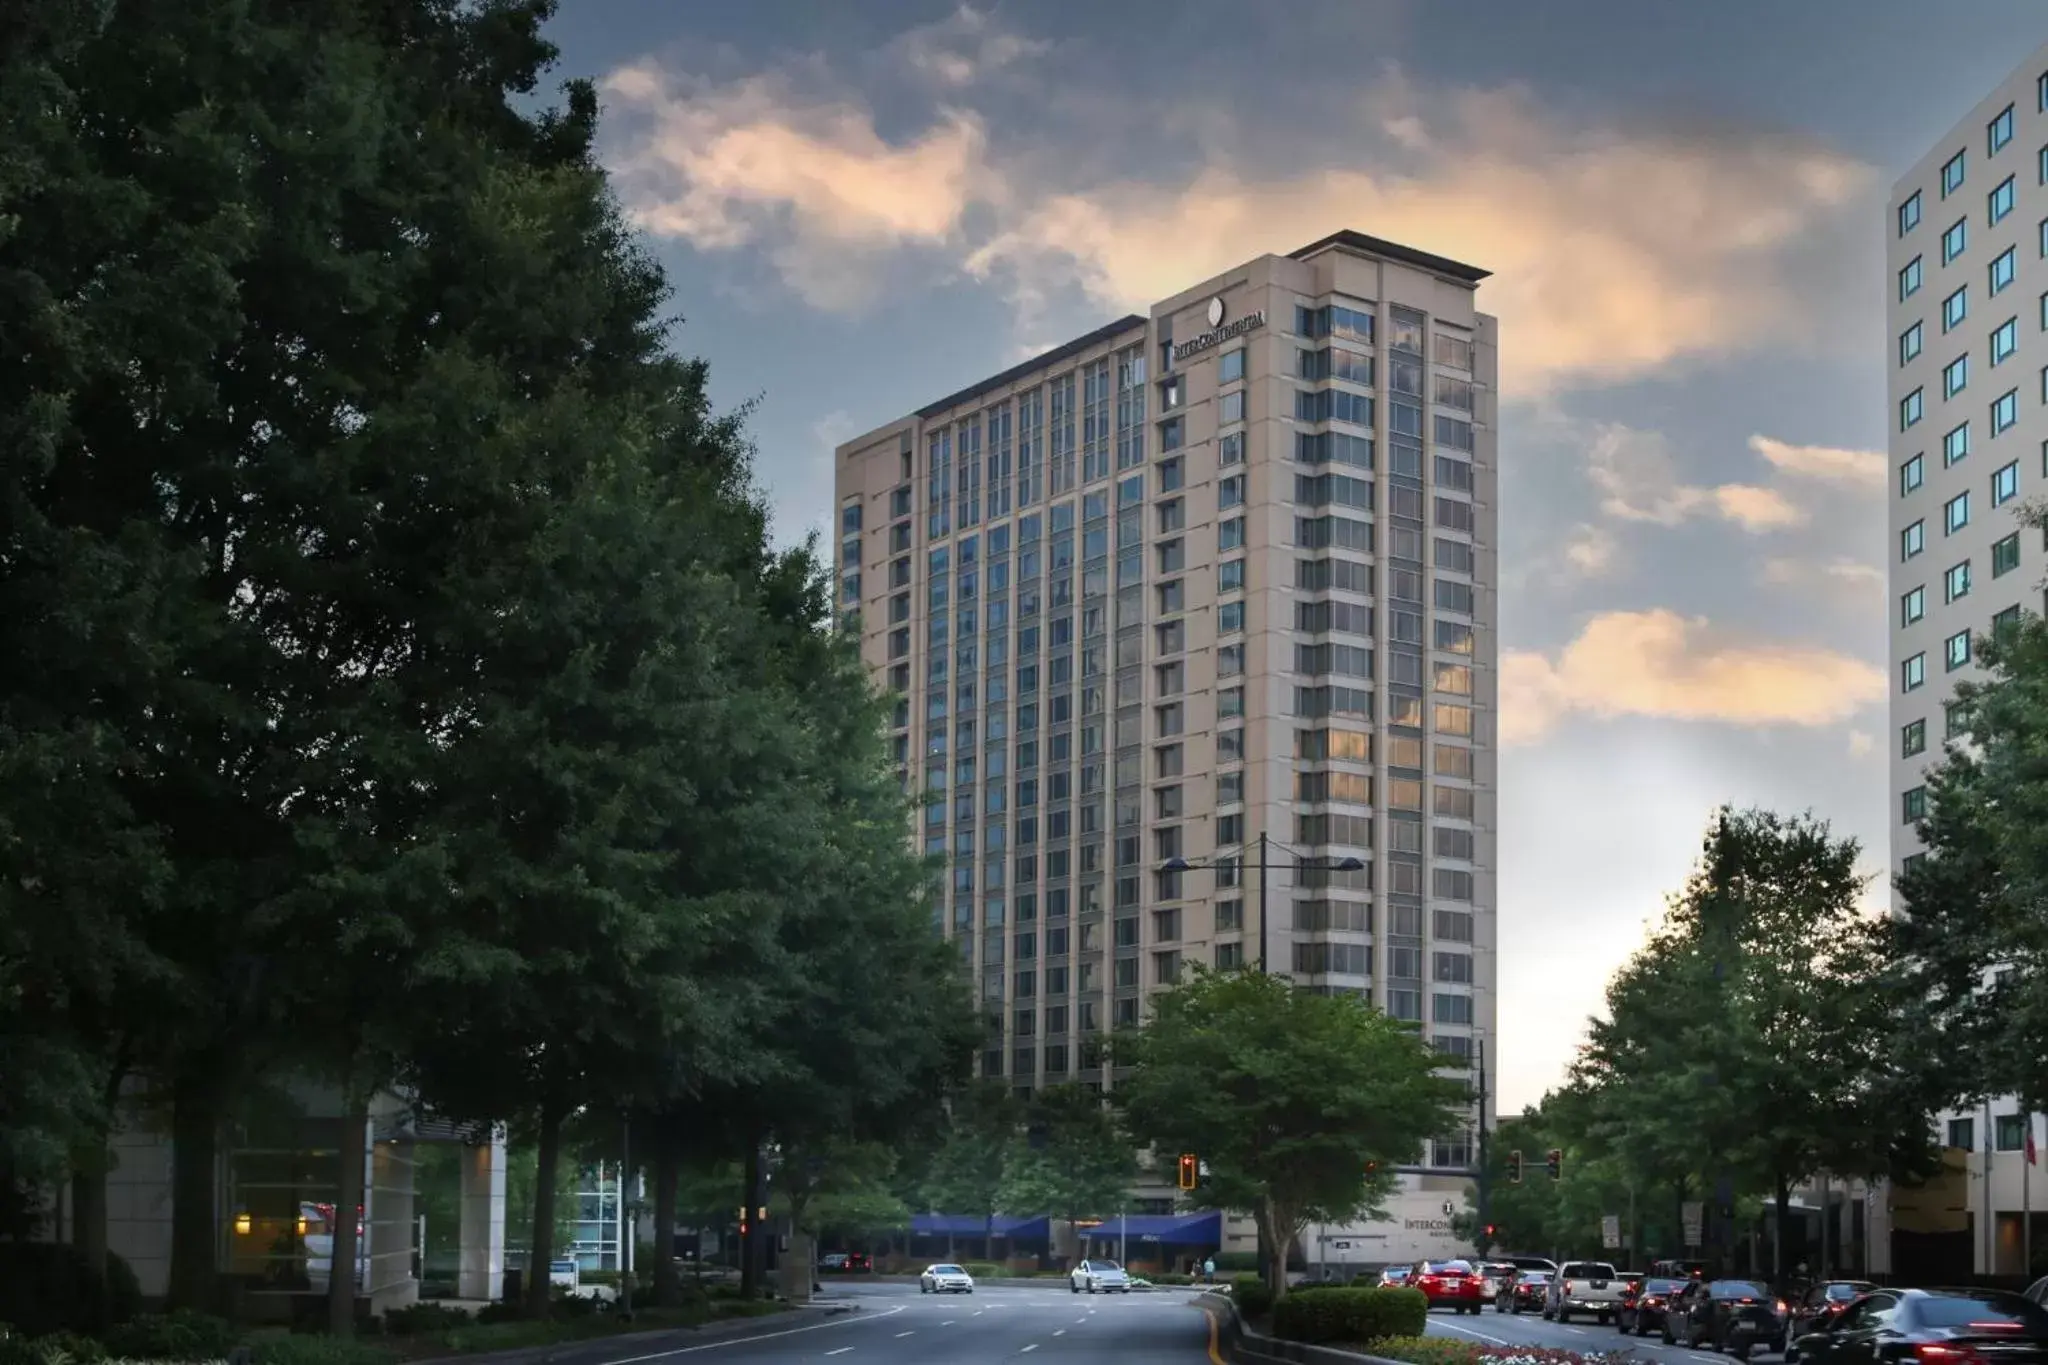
[1162,834,1366,974]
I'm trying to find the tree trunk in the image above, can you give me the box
[329,1105,369,1337]
[166,1071,223,1312]
[1259,1198,1295,1302]
[70,1163,111,1328]
[523,1101,565,1317]
[739,1141,763,1300]
[651,1133,679,1306]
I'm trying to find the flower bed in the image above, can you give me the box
[1361,1338,1634,1365]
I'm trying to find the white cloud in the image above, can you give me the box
[1759,556,1885,598]
[1501,609,1887,746]
[1562,524,1619,576]
[1585,424,1806,533]
[1748,434,1885,489]
[597,27,1872,394]
[1847,729,1876,758]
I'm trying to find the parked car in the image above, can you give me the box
[1477,1262,1521,1301]
[1409,1259,1487,1315]
[920,1263,975,1294]
[1070,1259,1131,1294]
[1664,1278,1786,1359]
[1502,1270,1552,1314]
[1795,1287,2048,1365]
[1546,1261,1624,1323]
[1379,1265,1414,1287]
[1619,1275,1691,1336]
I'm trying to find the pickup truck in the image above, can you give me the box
[1545,1260,1624,1323]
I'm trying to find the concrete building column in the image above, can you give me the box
[456,1131,507,1301]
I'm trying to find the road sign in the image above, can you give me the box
[1601,1215,1621,1249]
[1682,1201,1704,1246]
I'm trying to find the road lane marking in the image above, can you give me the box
[1202,1304,1228,1365]
[824,1351,853,1358]
[1021,1346,1038,1353]
[1053,1329,1066,1336]
[601,1304,904,1361]
[894,1331,914,1338]
[941,1320,954,1326]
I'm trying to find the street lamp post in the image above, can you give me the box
[1162,836,1365,976]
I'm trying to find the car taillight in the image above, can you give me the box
[1918,1346,1986,1365]
[1777,1301,1788,1314]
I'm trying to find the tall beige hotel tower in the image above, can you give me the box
[834,230,1501,1214]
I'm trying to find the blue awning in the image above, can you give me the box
[1076,1211,1222,1244]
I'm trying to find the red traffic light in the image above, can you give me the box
[1177,1153,1198,1190]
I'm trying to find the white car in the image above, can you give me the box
[920,1263,975,1294]
[1071,1258,1131,1294]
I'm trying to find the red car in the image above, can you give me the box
[1410,1258,1488,1314]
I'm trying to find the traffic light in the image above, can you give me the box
[1178,1153,1198,1190]
[1485,1224,1496,1239]
[1546,1148,1563,1180]
[1506,1150,1523,1184]
[1365,1159,1380,1177]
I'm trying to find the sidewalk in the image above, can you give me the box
[409,1301,858,1365]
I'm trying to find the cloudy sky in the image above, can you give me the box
[539,0,2047,1111]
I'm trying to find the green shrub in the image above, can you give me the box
[0,1245,142,1338]
[1357,1337,1482,1365]
[247,1336,397,1365]
[1214,1252,1260,1274]
[1229,1273,1273,1319]
[27,1331,107,1363]
[1271,1286,1428,1345]
[102,1310,239,1361]
[377,1303,471,1337]
[472,1301,524,1325]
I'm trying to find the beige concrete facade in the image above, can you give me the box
[1885,39,2048,1278]
[834,231,1500,1210]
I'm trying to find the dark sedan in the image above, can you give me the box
[1785,1280,1878,1360]
[1621,1276,1692,1337]
[1664,1278,1787,1359]
[1795,1287,2048,1365]
[1502,1270,1552,1314]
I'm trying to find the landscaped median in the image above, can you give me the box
[0,1295,841,1365]
[1200,1284,1628,1365]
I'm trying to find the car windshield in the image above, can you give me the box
[1095,1260,1122,1271]
[1562,1263,1615,1278]
[1711,1281,1771,1299]
[1647,1278,1688,1294]
[1521,1272,1551,1283]
[1426,1260,1473,1274]
[932,1264,965,1274]
[1825,1283,1874,1301]
[1914,1293,2048,1329]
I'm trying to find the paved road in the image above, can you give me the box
[1426,1305,1789,1364]
[588,1281,1220,1364]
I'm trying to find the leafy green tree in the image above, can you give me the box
[1000,1085,1137,1232]
[1113,968,1466,1301]
[1897,604,2048,1114]
[921,1081,1021,1248]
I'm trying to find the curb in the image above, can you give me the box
[1198,1290,1410,1365]
[407,1302,857,1365]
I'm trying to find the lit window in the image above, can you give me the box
[1993,389,2019,434]
[1944,150,1967,197]
[1945,286,1968,331]
[1994,531,2022,577]
[1992,174,2017,224]
[1992,247,2017,294]
[1945,354,1970,398]
[1901,585,1926,625]
[1902,257,1924,299]
[1901,190,1923,235]
[1902,387,1924,430]
[1945,490,1970,534]
[1945,422,1970,465]
[1901,453,1924,494]
[1903,652,1927,691]
[1901,320,1924,364]
[1945,218,1968,264]
[1994,460,2020,505]
[1903,519,1925,560]
[1992,105,2016,155]
[1945,628,1973,671]
[1994,317,2019,364]
[1946,559,1972,602]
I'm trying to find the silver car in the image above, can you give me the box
[920,1262,975,1294]
[1071,1258,1131,1293]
